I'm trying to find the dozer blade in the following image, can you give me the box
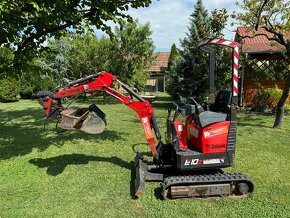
[134,151,147,196]
[134,152,165,197]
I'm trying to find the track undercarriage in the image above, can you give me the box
[135,152,254,200]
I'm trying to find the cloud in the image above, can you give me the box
[128,0,193,50]
[127,0,242,51]
[92,0,243,51]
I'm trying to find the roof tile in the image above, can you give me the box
[235,26,287,54]
[149,52,171,73]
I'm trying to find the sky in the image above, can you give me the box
[95,0,242,51]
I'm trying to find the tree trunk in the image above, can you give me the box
[273,73,290,128]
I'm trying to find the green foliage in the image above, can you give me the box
[108,20,154,89]
[0,0,153,59]
[167,43,179,71]
[253,85,283,111]
[38,20,154,90]
[0,77,20,102]
[65,34,111,79]
[210,9,229,38]
[13,59,57,99]
[38,38,72,83]
[167,0,229,100]
[167,0,211,100]
[0,47,14,79]
[20,72,56,99]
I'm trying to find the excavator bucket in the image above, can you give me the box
[60,107,89,130]
[60,104,106,134]
[80,104,107,134]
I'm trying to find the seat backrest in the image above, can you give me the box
[213,90,232,114]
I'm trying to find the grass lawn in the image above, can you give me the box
[0,93,289,217]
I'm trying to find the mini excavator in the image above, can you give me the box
[37,39,254,200]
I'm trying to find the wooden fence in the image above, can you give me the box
[243,80,290,106]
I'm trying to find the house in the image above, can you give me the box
[145,52,170,92]
[235,26,290,106]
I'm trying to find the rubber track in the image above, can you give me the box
[162,172,254,199]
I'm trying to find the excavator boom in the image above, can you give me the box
[37,71,161,158]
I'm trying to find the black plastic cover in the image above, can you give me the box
[178,104,196,116]
[198,111,227,128]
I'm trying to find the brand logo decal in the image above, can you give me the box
[142,117,148,123]
[204,126,228,138]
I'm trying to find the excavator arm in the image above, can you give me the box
[37,71,161,158]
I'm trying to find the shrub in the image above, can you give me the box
[20,74,56,99]
[0,78,20,102]
[253,85,282,112]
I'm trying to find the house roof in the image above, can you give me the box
[149,52,171,73]
[235,26,286,54]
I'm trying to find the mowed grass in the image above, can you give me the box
[0,93,289,218]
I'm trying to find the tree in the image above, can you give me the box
[37,38,71,83]
[0,0,153,59]
[234,0,290,128]
[40,33,112,82]
[167,0,228,100]
[19,61,56,99]
[65,33,106,79]
[0,47,14,78]
[38,19,154,91]
[108,20,155,90]
[167,44,179,71]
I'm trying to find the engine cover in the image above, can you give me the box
[186,115,230,153]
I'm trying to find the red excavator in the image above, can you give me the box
[36,39,254,199]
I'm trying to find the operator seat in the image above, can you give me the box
[211,89,232,114]
[196,90,232,127]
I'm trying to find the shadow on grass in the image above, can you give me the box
[237,114,273,128]
[154,187,163,200]
[29,153,131,176]
[30,153,140,200]
[152,95,173,110]
[131,143,152,158]
[0,108,125,160]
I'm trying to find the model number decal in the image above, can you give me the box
[184,159,202,166]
